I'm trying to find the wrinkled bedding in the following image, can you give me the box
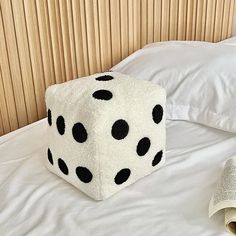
[0,119,236,236]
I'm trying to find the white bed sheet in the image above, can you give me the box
[0,119,235,236]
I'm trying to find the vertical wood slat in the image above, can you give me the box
[228,0,236,37]
[169,0,179,40]
[72,0,86,77]
[213,0,224,42]
[59,0,73,81]
[178,0,188,40]
[133,0,141,51]
[78,0,90,75]
[47,0,64,84]
[147,0,154,44]
[0,110,4,136]
[191,0,198,39]
[1,0,28,127]
[195,0,205,40]
[11,0,38,123]
[93,0,102,72]
[36,0,56,88]
[141,0,148,47]
[0,0,235,135]
[128,0,134,54]
[222,0,231,39]
[0,66,4,135]
[54,0,67,82]
[84,0,96,74]
[98,0,112,71]
[66,0,78,79]
[110,0,121,65]
[205,0,217,42]
[186,0,198,40]
[0,6,18,131]
[24,0,46,119]
[0,66,11,134]
[161,0,170,41]
[154,0,162,42]
[201,0,208,41]
[120,0,129,59]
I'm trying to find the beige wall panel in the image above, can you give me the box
[0,0,235,135]
[128,0,134,54]
[66,0,78,79]
[120,0,129,59]
[205,0,217,42]
[161,0,170,41]
[98,0,112,71]
[222,0,231,39]
[0,66,11,134]
[147,0,154,44]
[0,8,18,131]
[141,0,148,47]
[200,0,208,41]
[110,0,122,65]
[195,0,205,40]
[228,0,236,37]
[1,0,28,127]
[48,0,64,84]
[213,0,224,42]
[85,0,101,74]
[93,0,102,72]
[84,0,96,74]
[24,0,46,119]
[11,0,38,123]
[186,0,197,40]
[59,0,73,81]
[54,0,67,82]
[153,0,162,42]
[169,0,179,40]
[72,0,86,77]
[78,0,90,75]
[133,0,141,51]
[0,110,4,136]
[178,0,188,40]
[36,0,56,88]
[191,0,198,39]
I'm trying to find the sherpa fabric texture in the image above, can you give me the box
[45,72,166,200]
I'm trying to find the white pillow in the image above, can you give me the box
[220,36,236,45]
[112,40,236,133]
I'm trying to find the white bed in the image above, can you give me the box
[1,38,236,235]
[0,118,236,236]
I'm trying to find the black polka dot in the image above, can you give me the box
[95,75,114,81]
[136,137,151,156]
[58,158,69,175]
[152,150,163,167]
[111,119,129,140]
[92,90,113,100]
[47,148,53,165]
[72,123,88,143]
[114,168,131,185]
[56,116,65,135]
[152,105,163,124]
[76,166,93,183]
[48,109,52,126]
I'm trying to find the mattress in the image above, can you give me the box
[0,119,236,236]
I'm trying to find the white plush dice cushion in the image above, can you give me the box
[45,72,166,200]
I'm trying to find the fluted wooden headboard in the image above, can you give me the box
[0,0,235,135]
